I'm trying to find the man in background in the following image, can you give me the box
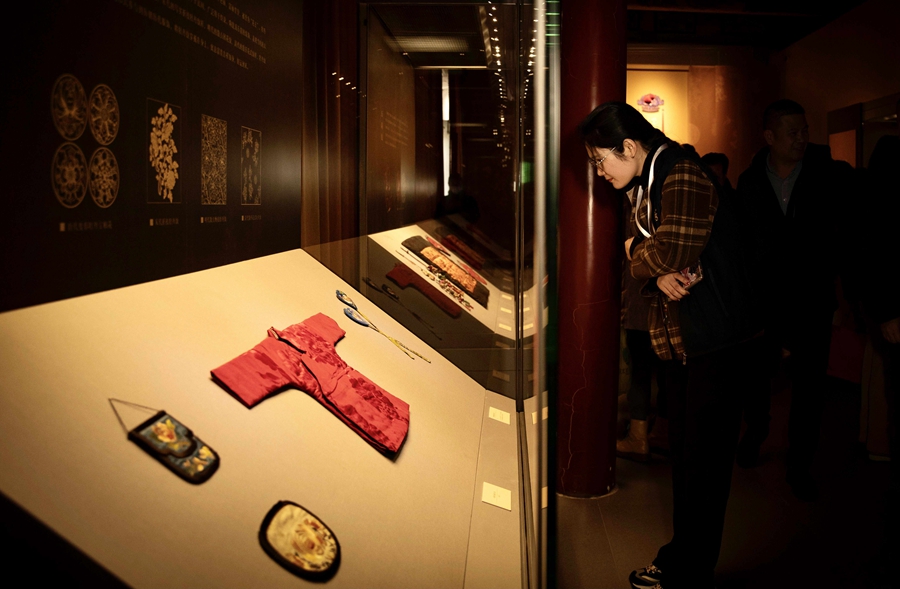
[735,99,852,501]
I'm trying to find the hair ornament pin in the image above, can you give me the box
[335,290,431,363]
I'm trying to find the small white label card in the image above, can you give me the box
[488,407,511,425]
[482,482,512,511]
[532,411,538,425]
[542,406,548,420]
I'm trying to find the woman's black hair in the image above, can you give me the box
[579,101,666,153]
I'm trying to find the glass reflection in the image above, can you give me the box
[358,2,527,400]
[304,3,551,586]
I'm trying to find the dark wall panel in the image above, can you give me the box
[1,0,303,312]
[364,9,416,234]
[299,0,360,283]
[414,70,444,224]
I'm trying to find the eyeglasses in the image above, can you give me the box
[588,148,617,172]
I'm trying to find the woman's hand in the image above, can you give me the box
[658,272,690,301]
[624,237,634,261]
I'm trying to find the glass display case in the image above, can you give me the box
[304,2,557,587]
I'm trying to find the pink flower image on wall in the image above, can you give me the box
[638,93,665,113]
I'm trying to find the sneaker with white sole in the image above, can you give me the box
[629,563,664,588]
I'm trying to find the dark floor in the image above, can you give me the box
[557,374,892,589]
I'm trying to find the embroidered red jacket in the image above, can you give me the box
[211,313,410,454]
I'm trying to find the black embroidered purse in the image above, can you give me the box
[111,399,220,484]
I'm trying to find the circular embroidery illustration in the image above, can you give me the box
[259,501,340,580]
[89,147,119,208]
[51,74,87,141]
[52,142,87,208]
[89,84,120,145]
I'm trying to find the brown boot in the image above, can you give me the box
[616,419,650,462]
[648,416,669,454]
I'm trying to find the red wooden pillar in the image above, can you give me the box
[556,0,628,496]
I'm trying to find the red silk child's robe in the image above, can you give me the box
[211,313,409,454]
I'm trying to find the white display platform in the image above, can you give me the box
[466,392,522,589]
[0,249,521,588]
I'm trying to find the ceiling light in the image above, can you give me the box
[393,36,472,52]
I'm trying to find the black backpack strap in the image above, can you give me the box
[647,145,724,228]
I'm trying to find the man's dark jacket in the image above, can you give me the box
[864,135,900,325]
[736,143,852,319]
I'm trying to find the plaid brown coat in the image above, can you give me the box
[629,160,718,361]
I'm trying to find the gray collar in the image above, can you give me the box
[765,152,802,181]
